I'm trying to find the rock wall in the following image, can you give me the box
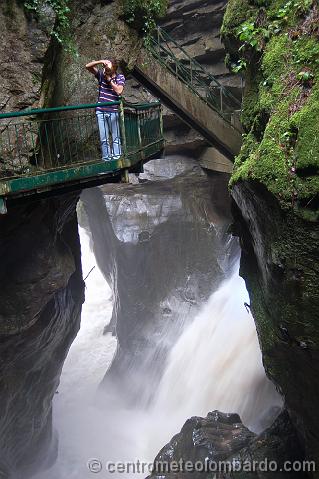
[0,3,87,477]
[0,194,84,478]
[222,0,319,467]
[231,181,319,466]
[0,0,56,113]
[52,0,141,106]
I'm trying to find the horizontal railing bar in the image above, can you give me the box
[0,101,162,121]
[0,102,121,119]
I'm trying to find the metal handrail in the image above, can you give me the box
[0,102,120,119]
[157,27,239,99]
[0,100,164,182]
[146,26,241,125]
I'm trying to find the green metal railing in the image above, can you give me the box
[0,100,163,180]
[146,26,241,127]
[0,100,164,210]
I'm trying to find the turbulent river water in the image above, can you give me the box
[37,212,281,478]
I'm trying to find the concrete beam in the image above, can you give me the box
[199,147,233,174]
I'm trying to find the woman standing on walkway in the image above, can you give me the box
[85,58,125,160]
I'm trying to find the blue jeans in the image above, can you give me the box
[96,111,122,160]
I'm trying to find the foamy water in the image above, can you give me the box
[36,227,116,478]
[37,227,281,479]
[145,268,282,458]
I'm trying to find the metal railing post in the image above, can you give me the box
[159,105,164,139]
[137,110,143,152]
[220,87,223,114]
[118,98,127,158]
[121,168,130,183]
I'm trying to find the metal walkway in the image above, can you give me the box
[0,100,164,213]
[133,26,242,159]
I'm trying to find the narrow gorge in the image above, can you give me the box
[0,0,318,478]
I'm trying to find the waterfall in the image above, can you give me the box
[144,265,282,459]
[37,225,281,479]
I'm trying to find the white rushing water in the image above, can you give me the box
[38,225,281,479]
[146,268,282,455]
[36,227,116,479]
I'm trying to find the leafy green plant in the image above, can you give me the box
[237,21,260,49]
[236,21,273,52]
[231,58,247,72]
[24,0,76,53]
[122,0,168,37]
[236,0,314,56]
[276,0,313,20]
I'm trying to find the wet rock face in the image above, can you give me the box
[0,1,55,113]
[231,181,319,466]
[148,411,255,479]
[0,194,85,478]
[0,197,77,335]
[161,0,239,87]
[147,410,306,479]
[81,160,237,405]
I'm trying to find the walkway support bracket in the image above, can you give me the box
[121,168,130,183]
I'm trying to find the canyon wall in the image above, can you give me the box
[222,0,319,466]
[0,3,87,476]
[1,0,317,475]
[0,194,84,478]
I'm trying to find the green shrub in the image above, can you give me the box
[122,0,168,36]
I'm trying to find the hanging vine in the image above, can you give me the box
[23,0,76,53]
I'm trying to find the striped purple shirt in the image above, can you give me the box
[95,70,125,112]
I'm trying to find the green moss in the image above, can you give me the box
[292,37,319,70]
[240,67,261,131]
[223,0,318,217]
[221,0,257,38]
[291,84,319,169]
[262,36,291,87]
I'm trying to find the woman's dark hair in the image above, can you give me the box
[110,58,119,73]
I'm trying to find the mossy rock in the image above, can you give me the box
[222,0,319,220]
